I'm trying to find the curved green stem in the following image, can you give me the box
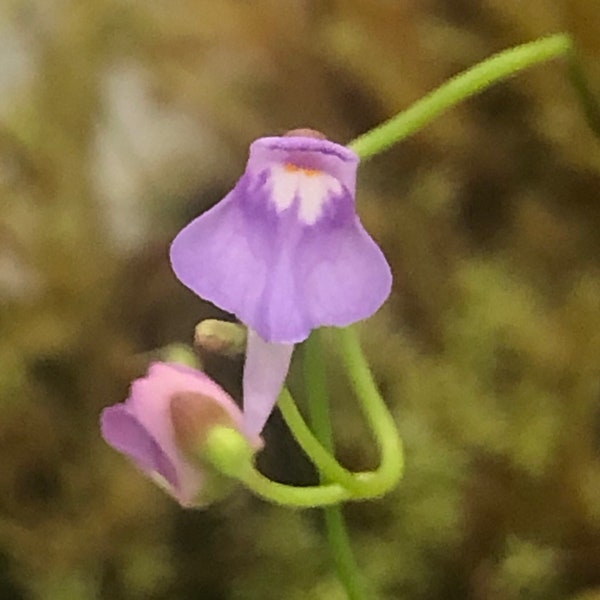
[278,388,365,493]
[279,382,400,496]
[335,327,404,497]
[304,332,369,600]
[238,466,354,507]
[349,33,572,159]
[276,328,404,499]
[236,445,396,507]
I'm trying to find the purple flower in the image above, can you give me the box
[101,362,260,507]
[170,132,392,435]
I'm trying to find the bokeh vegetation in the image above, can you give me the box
[0,1,599,598]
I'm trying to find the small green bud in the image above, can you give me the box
[160,343,201,368]
[194,320,247,356]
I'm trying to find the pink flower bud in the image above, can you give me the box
[101,362,261,507]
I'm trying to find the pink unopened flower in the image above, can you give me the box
[101,362,260,507]
[170,132,392,436]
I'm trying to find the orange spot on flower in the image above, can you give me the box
[284,163,321,177]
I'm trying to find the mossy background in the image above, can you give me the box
[1,1,599,598]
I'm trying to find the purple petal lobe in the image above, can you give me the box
[170,188,273,331]
[296,218,392,329]
[242,330,294,437]
[101,405,178,488]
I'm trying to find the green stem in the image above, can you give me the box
[239,467,353,507]
[304,332,333,448]
[278,388,365,492]
[335,327,404,497]
[324,509,369,600]
[305,332,369,600]
[349,33,572,159]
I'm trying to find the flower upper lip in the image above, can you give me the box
[257,136,358,163]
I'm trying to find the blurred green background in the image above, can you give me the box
[1,1,599,598]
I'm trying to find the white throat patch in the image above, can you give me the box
[269,163,343,225]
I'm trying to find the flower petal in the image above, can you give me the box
[242,330,294,437]
[127,362,243,456]
[170,187,273,329]
[101,404,178,488]
[295,217,392,330]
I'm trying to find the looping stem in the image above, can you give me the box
[237,326,404,507]
[278,389,367,493]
